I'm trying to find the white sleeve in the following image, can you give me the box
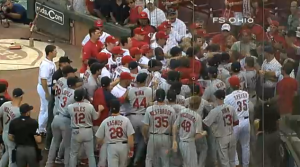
[40,64,50,79]
[82,34,90,46]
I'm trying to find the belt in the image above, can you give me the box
[59,113,70,118]
[150,132,172,136]
[72,126,92,129]
[108,141,128,144]
[125,113,145,116]
[39,83,52,87]
[244,116,249,119]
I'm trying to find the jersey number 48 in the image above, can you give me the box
[181,120,191,132]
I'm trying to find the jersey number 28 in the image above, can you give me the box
[133,98,146,109]
[109,127,123,139]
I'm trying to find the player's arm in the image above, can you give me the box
[195,114,207,139]
[95,122,105,145]
[92,104,102,120]
[40,65,50,96]
[33,122,42,143]
[231,107,239,126]
[142,110,150,141]
[126,119,135,153]
[172,115,180,152]
[202,109,217,128]
[202,87,211,102]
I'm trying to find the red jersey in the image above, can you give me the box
[80,40,104,73]
[189,58,201,74]
[211,34,236,52]
[240,24,265,42]
[175,67,193,79]
[277,77,298,115]
[131,38,147,48]
[139,25,155,44]
[129,6,140,24]
[287,40,300,60]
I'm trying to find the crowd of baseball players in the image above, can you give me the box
[0,16,298,167]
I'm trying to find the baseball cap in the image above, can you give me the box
[88,58,99,67]
[221,23,231,31]
[97,52,111,62]
[110,99,121,112]
[139,12,148,19]
[74,88,85,101]
[228,76,240,88]
[264,45,274,54]
[59,57,72,63]
[167,8,177,15]
[167,71,180,81]
[208,66,218,75]
[120,72,135,80]
[105,36,118,44]
[170,46,182,57]
[90,63,104,74]
[231,62,241,72]
[136,73,148,83]
[133,27,147,35]
[156,89,166,102]
[128,61,138,70]
[161,21,172,28]
[208,56,219,67]
[145,0,154,3]
[157,24,168,31]
[67,77,80,88]
[111,46,125,55]
[148,59,158,68]
[155,31,169,39]
[167,89,177,102]
[94,20,103,27]
[129,47,141,57]
[101,76,111,87]
[62,66,77,75]
[12,88,24,98]
[19,103,33,114]
[214,89,226,100]
[121,56,136,65]
[141,44,153,54]
[221,52,230,62]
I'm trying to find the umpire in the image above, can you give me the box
[9,103,42,167]
[46,57,73,149]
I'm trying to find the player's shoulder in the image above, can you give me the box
[1,101,11,108]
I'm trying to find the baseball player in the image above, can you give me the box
[0,88,24,167]
[67,88,103,167]
[82,58,99,83]
[203,90,239,167]
[172,96,207,167]
[226,62,247,91]
[208,54,230,83]
[224,76,250,167]
[142,89,176,167]
[202,66,226,104]
[37,45,57,134]
[244,57,257,104]
[96,99,135,167]
[127,72,153,165]
[112,56,135,81]
[169,81,185,106]
[46,77,82,167]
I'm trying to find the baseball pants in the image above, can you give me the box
[0,133,16,167]
[146,134,172,167]
[107,142,129,167]
[234,118,250,167]
[70,128,96,167]
[46,95,55,149]
[206,128,217,167]
[16,146,38,167]
[170,135,182,167]
[215,134,236,167]
[37,84,51,133]
[196,137,208,167]
[127,114,146,164]
[179,140,198,167]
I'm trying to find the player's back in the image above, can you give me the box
[128,87,153,113]
[224,90,249,118]
[245,70,257,94]
[168,103,185,119]
[236,72,247,90]
[176,94,185,106]
[203,79,226,102]
[68,101,99,128]
[177,108,202,141]
[0,101,20,133]
[145,104,176,134]
[54,77,67,110]
[208,104,236,137]
[101,115,132,143]
[58,87,75,116]
[83,69,91,84]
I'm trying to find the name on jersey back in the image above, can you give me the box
[180,113,196,123]
[107,120,123,127]
[150,109,172,116]
[233,92,248,101]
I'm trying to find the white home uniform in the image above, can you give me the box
[226,72,247,91]
[171,18,187,37]
[139,56,150,66]
[113,66,130,81]
[101,48,129,72]
[81,32,111,46]
[0,102,20,167]
[224,90,250,167]
[37,58,56,133]
[111,84,131,114]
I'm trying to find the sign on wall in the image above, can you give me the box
[35,2,64,25]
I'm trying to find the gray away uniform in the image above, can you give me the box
[202,79,226,104]
[0,102,20,167]
[96,115,135,167]
[143,104,176,167]
[54,77,67,115]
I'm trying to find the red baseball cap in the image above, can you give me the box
[94,20,103,27]
[162,21,172,28]
[155,31,169,39]
[134,27,147,35]
[157,24,168,31]
[120,72,135,80]
[129,47,141,57]
[105,36,118,44]
[228,76,240,88]
[139,12,148,19]
[122,56,136,65]
[111,46,125,55]
[141,44,153,54]
[97,52,111,62]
